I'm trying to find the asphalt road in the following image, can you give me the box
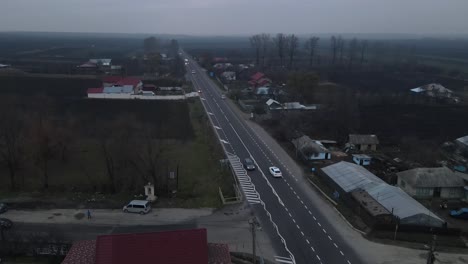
[185,53,364,264]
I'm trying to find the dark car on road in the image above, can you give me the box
[0,203,7,214]
[244,158,256,171]
[0,218,13,229]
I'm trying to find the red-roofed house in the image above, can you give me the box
[62,229,231,264]
[102,77,143,93]
[62,240,96,264]
[102,76,123,86]
[249,72,272,88]
[251,72,265,82]
[87,87,104,94]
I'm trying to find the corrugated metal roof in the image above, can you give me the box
[95,229,208,264]
[322,161,384,192]
[322,161,443,225]
[456,135,468,147]
[397,167,465,188]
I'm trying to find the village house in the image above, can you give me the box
[321,161,444,227]
[221,71,236,81]
[455,135,468,155]
[249,72,272,88]
[397,167,466,199]
[265,99,317,112]
[292,135,331,160]
[410,83,454,99]
[348,134,379,151]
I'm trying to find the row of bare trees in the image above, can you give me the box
[330,35,368,68]
[250,33,301,69]
[249,33,373,70]
[0,96,175,195]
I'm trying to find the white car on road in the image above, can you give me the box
[269,166,282,178]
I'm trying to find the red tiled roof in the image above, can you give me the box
[62,240,96,264]
[102,76,123,84]
[257,78,272,86]
[87,87,104,94]
[115,77,141,87]
[251,72,265,81]
[95,229,208,264]
[142,84,157,91]
[208,243,231,264]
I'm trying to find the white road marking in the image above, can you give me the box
[300,231,304,236]
[296,224,300,229]
[318,222,321,227]
[328,235,332,240]
[308,210,312,215]
[306,239,310,244]
[334,243,338,248]
[292,218,296,223]
[322,229,326,233]
[347,260,352,264]
[316,255,321,261]
[311,246,315,252]
[340,251,344,256]
[313,216,316,220]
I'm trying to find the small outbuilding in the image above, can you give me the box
[352,154,371,166]
[348,134,379,151]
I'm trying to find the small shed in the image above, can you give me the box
[352,154,372,166]
[349,134,379,151]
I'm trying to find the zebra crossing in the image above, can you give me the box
[228,154,261,205]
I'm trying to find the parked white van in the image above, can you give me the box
[123,200,151,214]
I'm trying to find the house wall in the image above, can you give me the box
[353,157,371,166]
[398,178,417,196]
[371,144,377,151]
[307,152,331,160]
[440,187,464,199]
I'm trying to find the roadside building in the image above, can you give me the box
[292,135,331,160]
[221,71,236,81]
[249,72,272,88]
[397,167,466,199]
[348,134,379,151]
[63,228,231,264]
[87,87,104,95]
[265,99,282,111]
[352,154,372,166]
[321,161,444,227]
[455,135,468,154]
[410,83,453,99]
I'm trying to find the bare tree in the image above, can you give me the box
[260,33,271,68]
[31,118,60,190]
[273,33,287,67]
[359,40,368,65]
[304,36,320,67]
[347,38,359,69]
[143,37,159,54]
[286,34,299,69]
[338,36,345,65]
[330,36,338,65]
[249,34,262,66]
[0,96,24,190]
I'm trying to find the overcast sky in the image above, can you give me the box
[1,0,468,35]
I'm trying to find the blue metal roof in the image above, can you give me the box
[103,86,134,94]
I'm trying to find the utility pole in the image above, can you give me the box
[249,218,257,264]
[426,234,437,264]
